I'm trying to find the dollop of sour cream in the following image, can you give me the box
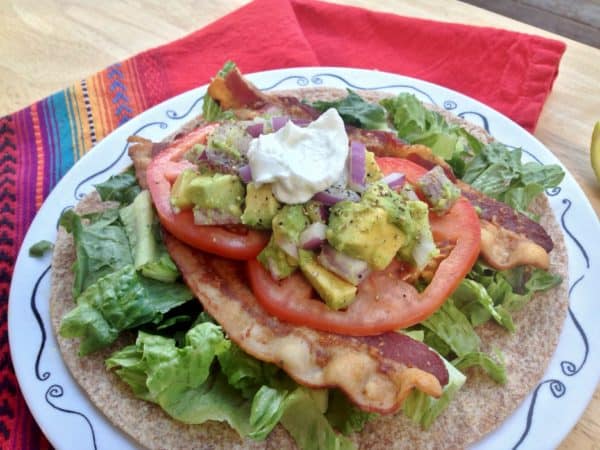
[247,108,349,204]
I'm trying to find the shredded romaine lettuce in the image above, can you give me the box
[381,93,564,215]
[312,89,388,130]
[94,167,141,205]
[60,208,133,297]
[403,356,466,430]
[60,264,192,355]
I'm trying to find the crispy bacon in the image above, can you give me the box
[164,233,447,413]
[460,185,554,253]
[480,220,550,270]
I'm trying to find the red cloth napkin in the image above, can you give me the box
[138,0,565,132]
[3,0,565,448]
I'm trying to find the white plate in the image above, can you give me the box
[8,67,600,450]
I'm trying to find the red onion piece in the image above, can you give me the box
[299,222,328,250]
[318,203,330,221]
[246,122,264,137]
[271,116,290,131]
[275,237,298,259]
[312,186,360,206]
[382,172,406,189]
[238,165,252,183]
[291,118,311,127]
[317,244,370,285]
[348,141,366,191]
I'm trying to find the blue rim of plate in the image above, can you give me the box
[8,67,600,450]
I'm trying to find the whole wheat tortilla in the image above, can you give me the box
[50,88,569,450]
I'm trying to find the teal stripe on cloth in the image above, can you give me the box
[48,91,76,183]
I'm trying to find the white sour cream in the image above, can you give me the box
[247,108,349,204]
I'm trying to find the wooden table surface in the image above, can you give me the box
[1,0,598,448]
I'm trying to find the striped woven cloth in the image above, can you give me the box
[1,0,565,447]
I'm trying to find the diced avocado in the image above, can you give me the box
[186,173,245,218]
[170,168,199,210]
[327,201,404,270]
[365,150,383,183]
[303,201,326,223]
[400,200,439,269]
[298,250,357,310]
[257,237,298,280]
[361,182,438,268]
[241,182,281,229]
[272,205,310,248]
[206,123,250,160]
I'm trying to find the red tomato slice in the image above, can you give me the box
[146,125,269,260]
[247,157,480,335]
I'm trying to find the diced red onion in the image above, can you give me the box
[246,122,264,137]
[299,222,328,250]
[238,164,252,183]
[193,208,241,226]
[291,118,311,127]
[275,238,298,259]
[271,116,290,131]
[317,203,330,221]
[382,172,406,189]
[317,244,370,285]
[348,141,366,191]
[312,186,360,206]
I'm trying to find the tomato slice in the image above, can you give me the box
[247,157,480,335]
[146,125,269,260]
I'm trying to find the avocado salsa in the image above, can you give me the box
[169,109,452,311]
[55,63,565,450]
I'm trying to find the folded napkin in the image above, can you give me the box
[1,0,565,447]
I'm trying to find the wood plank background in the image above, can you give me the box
[463,0,600,47]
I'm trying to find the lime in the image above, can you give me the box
[592,121,600,183]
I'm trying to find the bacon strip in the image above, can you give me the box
[164,233,447,413]
[460,185,553,252]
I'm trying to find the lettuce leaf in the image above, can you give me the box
[60,264,192,355]
[202,61,237,121]
[60,208,133,297]
[452,279,515,331]
[381,93,480,167]
[381,93,564,212]
[29,240,53,257]
[403,356,466,430]
[325,389,377,436]
[463,143,564,217]
[467,262,562,316]
[453,351,506,384]
[421,299,480,357]
[120,190,180,282]
[312,89,388,130]
[107,323,354,448]
[280,388,356,450]
[94,168,141,205]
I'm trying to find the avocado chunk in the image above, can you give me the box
[361,182,438,269]
[170,168,199,210]
[365,150,383,183]
[184,173,245,219]
[303,200,326,223]
[327,201,404,270]
[241,182,281,229]
[257,237,298,280]
[272,205,310,250]
[298,250,357,310]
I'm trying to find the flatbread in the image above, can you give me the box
[50,88,569,450]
